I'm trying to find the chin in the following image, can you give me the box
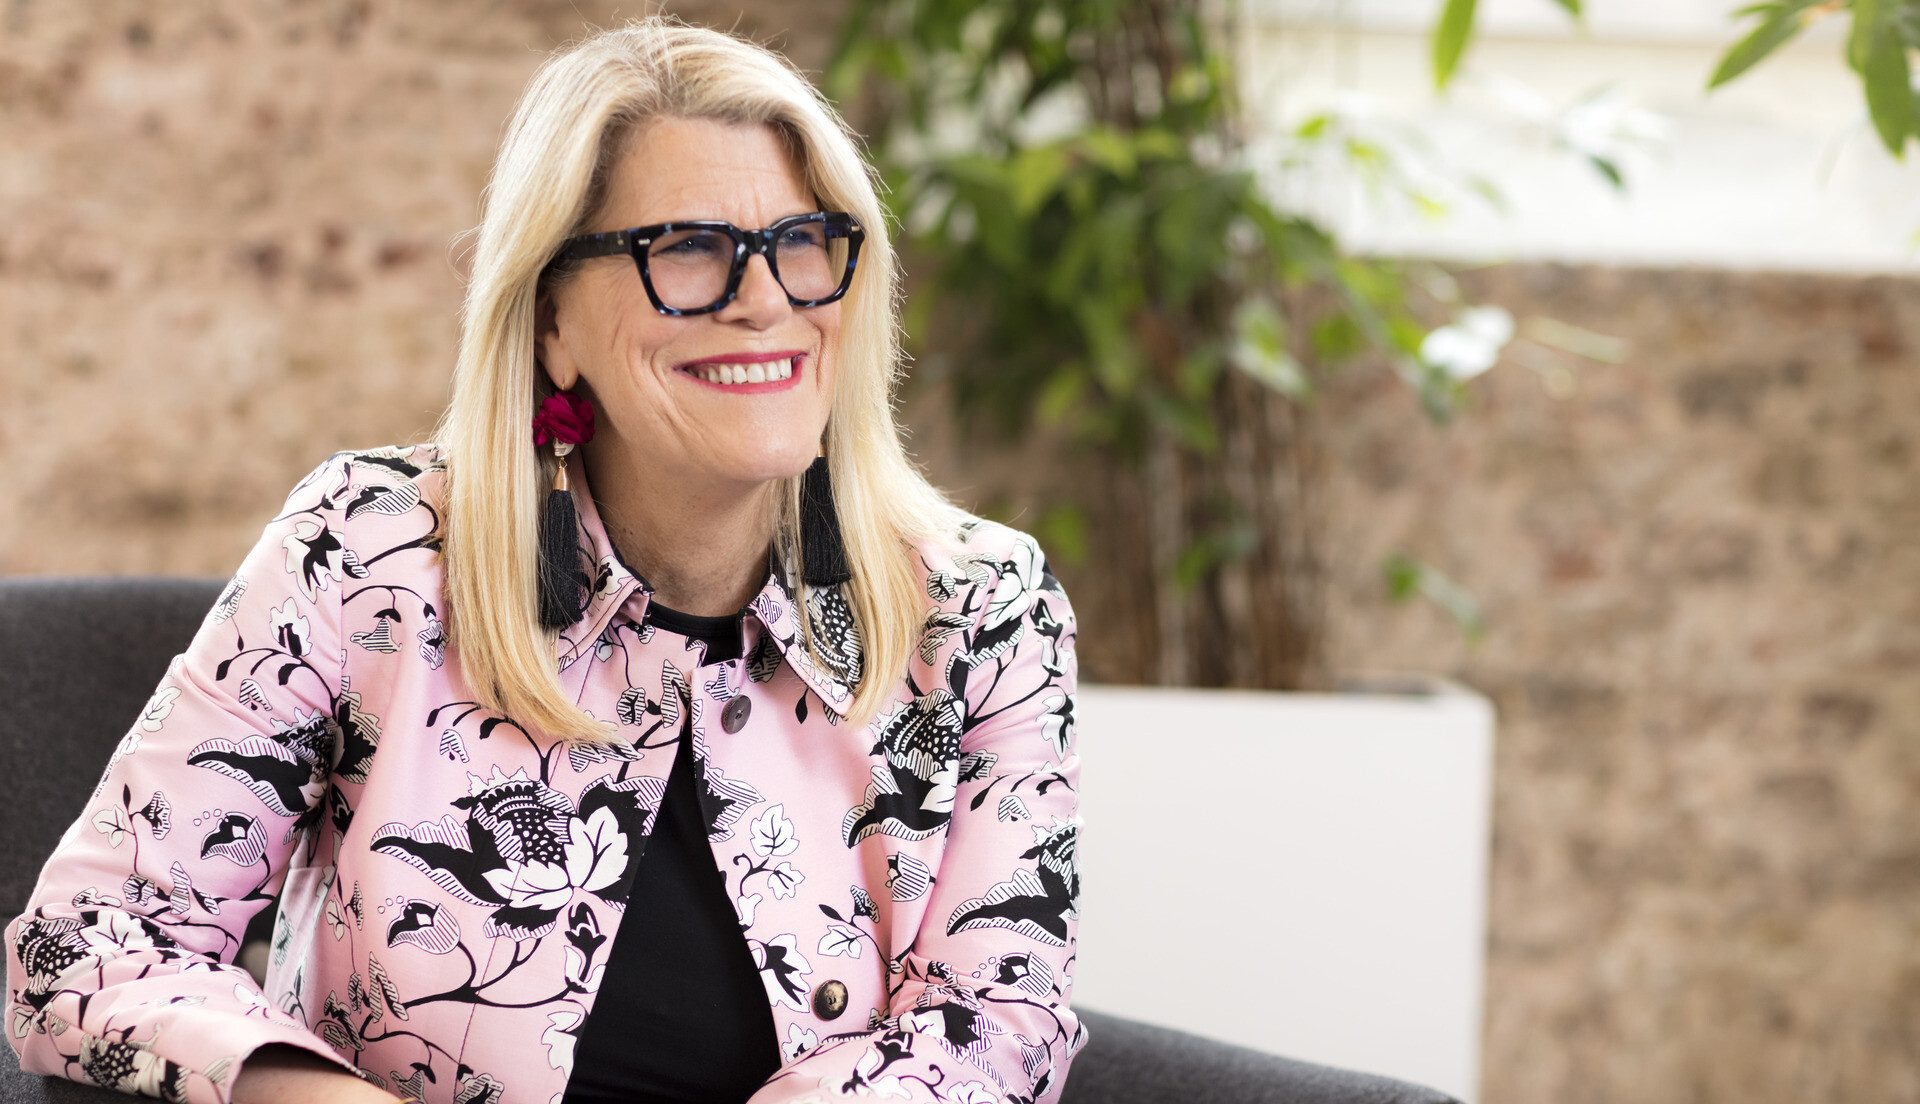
[724,448,820,487]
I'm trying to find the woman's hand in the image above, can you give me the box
[231,1044,408,1104]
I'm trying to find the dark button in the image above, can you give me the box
[811,979,848,1020]
[721,694,752,733]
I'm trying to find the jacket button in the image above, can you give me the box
[721,695,752,733]
[811,979,848,1020]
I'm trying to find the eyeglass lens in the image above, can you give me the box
[646,221,853,311]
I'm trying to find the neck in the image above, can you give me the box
[582,449,775,618]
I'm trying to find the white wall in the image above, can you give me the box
[1241,0,1920,273]
[1072,683,1495,1102]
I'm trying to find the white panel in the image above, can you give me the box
[1235,11,1919,274]
[1254,0,1787,42]
[1071,682,1494,1102]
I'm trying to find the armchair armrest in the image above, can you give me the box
[1062,1010,1461,1104]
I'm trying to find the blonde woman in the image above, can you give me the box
[6,20,1081,1104]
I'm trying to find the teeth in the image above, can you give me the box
[692,358,797,385]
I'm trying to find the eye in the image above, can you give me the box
[777,224,829,250]
[652,230,731,260]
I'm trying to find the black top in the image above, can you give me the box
[562,603,781,1104]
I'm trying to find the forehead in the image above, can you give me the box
[596,117,813,231]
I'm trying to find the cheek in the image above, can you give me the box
[813,310,845,396]
[568,276,669,366]
[611,310,676,374]
[580,321,678,410]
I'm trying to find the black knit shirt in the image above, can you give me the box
[561,604,781,1104]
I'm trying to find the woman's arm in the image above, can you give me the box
[5,454,369,1103]
[753,529,1085,1104]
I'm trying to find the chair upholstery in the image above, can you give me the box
[0,576,1461,1104]
[1061,1011,1457,1104]
[0,577,227,922]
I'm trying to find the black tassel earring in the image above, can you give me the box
[532,392,595,629]
[800,454,852,586]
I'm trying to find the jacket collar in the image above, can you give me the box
[552,454,858,713]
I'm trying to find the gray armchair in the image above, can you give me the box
[0,576,1459,1104]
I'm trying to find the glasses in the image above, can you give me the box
[551,212,864,316]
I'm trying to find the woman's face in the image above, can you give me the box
[538,116,840,496]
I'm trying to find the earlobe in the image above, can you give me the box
[534,291,579,392]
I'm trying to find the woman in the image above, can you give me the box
[5,20,1081,1104]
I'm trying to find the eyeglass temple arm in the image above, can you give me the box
[555,230,639,262]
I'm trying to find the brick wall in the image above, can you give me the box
[1316,264,1920,1103]
[0,0,837,572]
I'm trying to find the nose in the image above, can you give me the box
[715,252,791,328]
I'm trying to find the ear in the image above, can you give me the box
[535,289,580,392]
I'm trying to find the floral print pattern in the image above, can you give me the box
[6,445,1082,1104]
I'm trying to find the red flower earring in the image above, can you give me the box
[533,392,595,629]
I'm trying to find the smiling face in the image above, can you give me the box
[537,116,840,501]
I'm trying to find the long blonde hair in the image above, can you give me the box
[438,20,959,741]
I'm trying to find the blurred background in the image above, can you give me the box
[5,0,1919,1101]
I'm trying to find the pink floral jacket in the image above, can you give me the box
[6,445,1083,1104]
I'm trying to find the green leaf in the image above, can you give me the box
[1034,504,1091,568]
[1174,514,1259,591]
[1851,0,1879,73]
[1229,298,1310,398]
[1035,367,1088,426]
[1044,218,1101,304]
[1862,18,1914,155]
[1548,0,1583,16]
[1132,128,1185,160]
[1161,394,1222,454]
[1384,554,1423,601]
[1174,543,1213,591]
[1009,144,1071,215]
[1382,554,1485,641]
[1433,0,1479,90]
[1075,128,1138,178]
[1466,176,1509,212]
[1075,299,1140,398]
[1311,314,1364,361]
[1385,315,1429,358]
[1153,183,1214,303]
[1587,154,1626,190]
[1708,1,1821,89]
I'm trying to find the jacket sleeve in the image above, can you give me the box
[5,454,365,1104]
[753,531,1085,1104]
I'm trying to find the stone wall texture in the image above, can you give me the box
[4,3,1917,1102]
[0,0,838,573]
[1316,265,1920,1104]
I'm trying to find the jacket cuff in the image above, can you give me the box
[15,997,357,1104]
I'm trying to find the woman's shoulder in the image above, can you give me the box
[287,443,447,509]
[268,443,449,598]
[276,443,448,535]
[919,513,1041,564]
[906,512,1066,614]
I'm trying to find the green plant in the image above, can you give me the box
[830,1,1475,687]
[1713,0,1919,156]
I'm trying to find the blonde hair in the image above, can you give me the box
[438,19,959,741]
